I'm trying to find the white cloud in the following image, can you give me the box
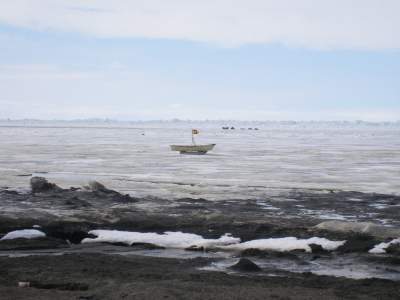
[0,0,399,49]
[1,63,398,121]
[0,64,100,80]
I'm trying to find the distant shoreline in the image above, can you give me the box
[1,119,400,129]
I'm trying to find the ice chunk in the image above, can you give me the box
[82,230,344,253]
[82,230,241,249]
[221,237,345,253]
[369,238,400,254]
[0,229,46,241]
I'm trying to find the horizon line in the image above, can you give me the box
[1,118,399,124]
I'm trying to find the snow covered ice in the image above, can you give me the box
[0,229,46,240]
[1,121,399,201]
[82,230,241,249]
[369,238,400,254]
[221,237,345,253]
[83,230,345,253]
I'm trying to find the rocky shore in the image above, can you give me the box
[1,177,400,299]
[2,252,399,300]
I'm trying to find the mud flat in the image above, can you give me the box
[1,178,400,299]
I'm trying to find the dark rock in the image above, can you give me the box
[30,177,61,194]
[64,231,94,244]
[229,258,261,272]
[106,242,129,247]
[386,243,400,256]
[64,197,91,208]
[114,193,137,203]
[131,243,165,250]
[185,245,205,251]
[86,233,97,239]
[87,181,107,192]
[44,224,95,244]
[337,234,377,253]
[289,249,307,254]
[240,248,300,260]
[240,248,266,257]
[83,181,137,203]
[0,237,69,251]
[309,244,327,254]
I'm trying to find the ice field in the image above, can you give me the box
[1,121,399,200]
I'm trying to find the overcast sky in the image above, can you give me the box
[0,0,399,121]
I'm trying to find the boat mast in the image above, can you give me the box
[192,130,196,145]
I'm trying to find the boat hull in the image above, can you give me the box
[170,144,216,154]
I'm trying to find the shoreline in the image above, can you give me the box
[2,252,399,300]
[1,178,400,299]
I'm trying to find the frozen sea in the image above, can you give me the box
[0,121,399,200]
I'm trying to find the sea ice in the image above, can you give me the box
[2,121,400,201]
[0,229,46,240]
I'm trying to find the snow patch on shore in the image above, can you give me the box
[0,229,46,240]
[82,230,344,253]
[369,238,400,254]
[221,237,345,253]
[82,230,240,249]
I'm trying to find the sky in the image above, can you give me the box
[0,0,399,121]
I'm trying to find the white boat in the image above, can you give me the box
[170,143,216,154]
[170,129,216,154]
